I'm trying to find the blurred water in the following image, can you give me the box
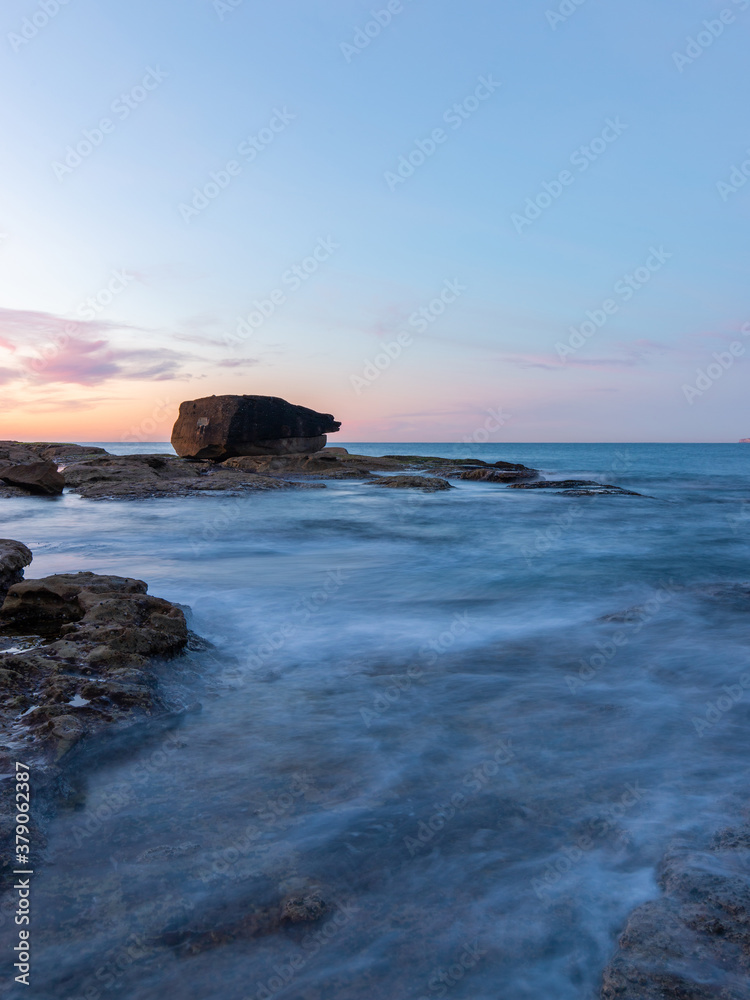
[1,443,749,999]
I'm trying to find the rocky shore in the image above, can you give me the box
[0,405,659,992]
[0,541,190,877]
[0,441,650,500]
[600,824,750,998]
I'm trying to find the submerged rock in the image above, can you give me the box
[367,475,453,490]
[459,468,541,483]
[601,828,750,998]
[171,395,341,460]
[280,890,328,924]
[508,480,645,496]
[154,887,330,956]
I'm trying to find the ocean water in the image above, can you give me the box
[1,443,749,1000]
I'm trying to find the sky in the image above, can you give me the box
[0,0,748,443]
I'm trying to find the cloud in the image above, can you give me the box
[0,307,195,386]
[214,358,260,368]
[505,352,641,370]
[387,404,498,419]
[0,306,122,342]
[171,313,229,347]
[22,336,190,385]
[0,385,112,413]
[509,327,750,372]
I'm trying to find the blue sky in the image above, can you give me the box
[0,0,748,441]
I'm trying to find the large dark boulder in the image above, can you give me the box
[171,395,341,460]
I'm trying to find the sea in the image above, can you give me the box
[1,442,748,1000]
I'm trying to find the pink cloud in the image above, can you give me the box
[24,337,188,385]
[0,307,195,387]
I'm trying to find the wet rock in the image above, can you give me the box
[0,441,43,464]
[508,480,645,496]
[600,829,750,999]
[562,488,645,496]
[368,475,453,491]
[280,890,327,924]
[50,715,86,741]
[0,439,568,498]
[3,572,146,623]
[0,557,192,879]
[26,442,109,464]
[459,468,542,483]
[221,451,400,479]
[0,539,33,603]
[0,484,28,498]
[171,394,341,460]
[383,455,486,465]
[155,888,330,956]
[509,479,601,489]
[0,460,65,495]
[697,583,750,610]
[61,453,307,499]
[0,571,189,751]
[137,843,200,863]
[222,448,539,489]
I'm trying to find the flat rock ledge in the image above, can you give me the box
[0,442,646,499]
[601,826,750,998]
[458,467,540,483]
[0,442,107,498]
[0,548,190,876]
[60,453,323,499]
[218,453,540,487]
[0,445,545,498]
[1,569,188,755]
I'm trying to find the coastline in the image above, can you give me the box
[1,442,748,998]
